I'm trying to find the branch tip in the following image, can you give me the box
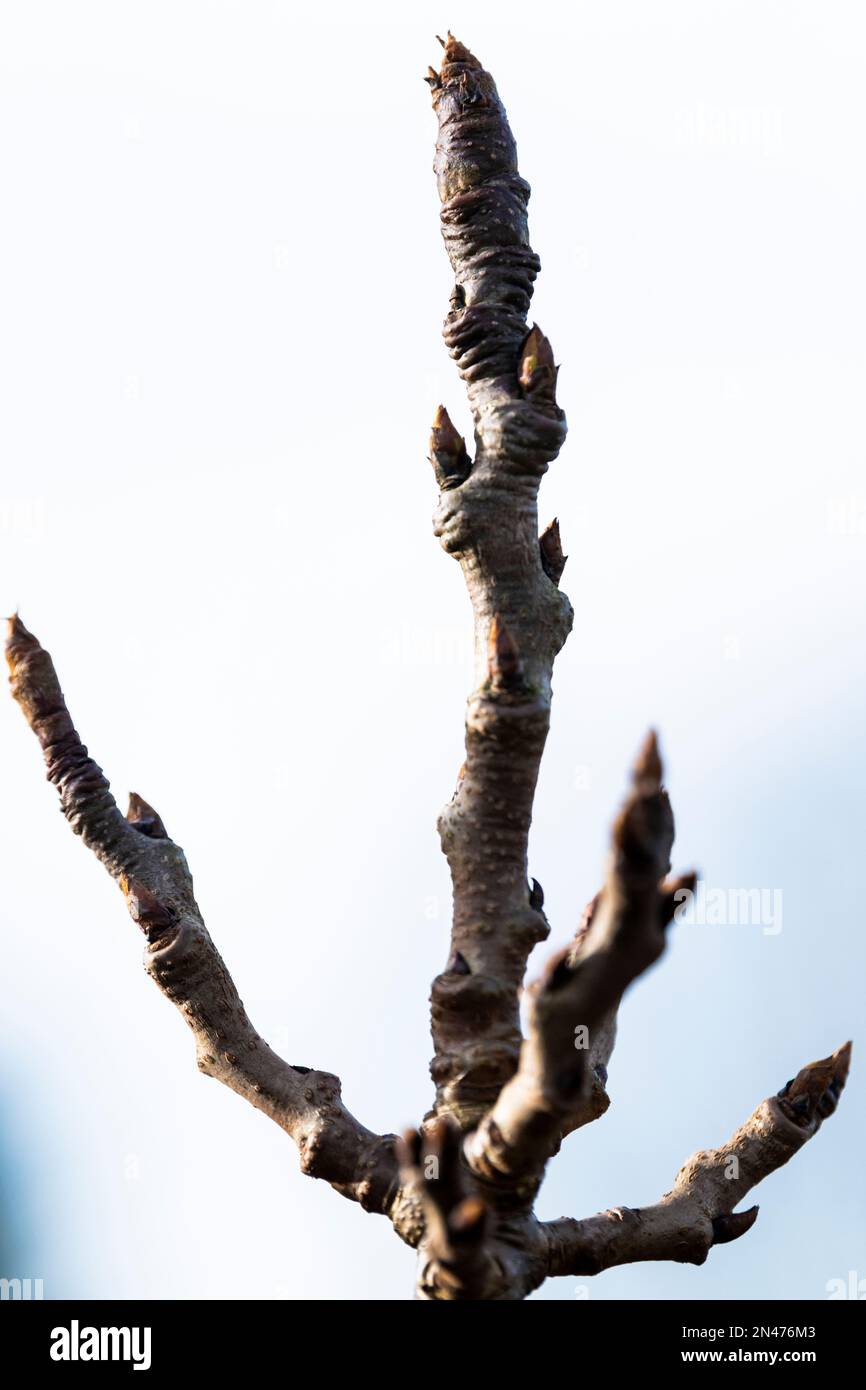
[436,32,480,72]
[632,728,663,791]
[7,610,30,639]
[778,1041,852,1127]
[6,611,41,667]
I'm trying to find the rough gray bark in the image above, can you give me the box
[7,33,851,1301]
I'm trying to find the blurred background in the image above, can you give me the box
[0,0,863,1301]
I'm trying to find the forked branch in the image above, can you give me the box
[6,31,851,1303]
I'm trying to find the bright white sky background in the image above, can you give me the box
[0,1,863,1301]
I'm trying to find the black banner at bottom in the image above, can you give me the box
[1,1298,862,1373]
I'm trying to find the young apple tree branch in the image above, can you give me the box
[6,31,852,1303]
[6,614,400,1214]
[543,1043,851,1276]
[465,731,696,1196]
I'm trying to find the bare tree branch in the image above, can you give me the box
[558,894,616,1134]
[5,32,852,1303]
[466,731,694,1193]
[6,614,399,1213]
[426,31,572,1131]
[543,1043,852,1277]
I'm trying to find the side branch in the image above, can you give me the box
[466,733,694,1194]
[543,1043,852,1276]
[6,616,399,1214]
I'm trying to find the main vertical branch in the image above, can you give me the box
[426,36,572,1129]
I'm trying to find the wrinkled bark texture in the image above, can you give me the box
[7,33,851,1302]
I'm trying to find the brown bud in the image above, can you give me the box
[6,616,71,740]
[779,1041,852,1127]
[121,877,175,941]
[437,32,481,70]
[6,614,48,705]
[832,1039,853,1088]
[6,611,39,662]
[446,951,471,976]
[529,878,544,910]
[429,405,471,490]
[519,325,557,399]
[712,1206,759,1246]
[487,615,523,689]
[430,403,464,454]
[127,791,168,840]
[612,735,674,883]
[632,728,663,793]
[539,517,567,584]
[424,66,440,88]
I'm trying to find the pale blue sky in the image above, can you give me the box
[0,0,863,1300]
